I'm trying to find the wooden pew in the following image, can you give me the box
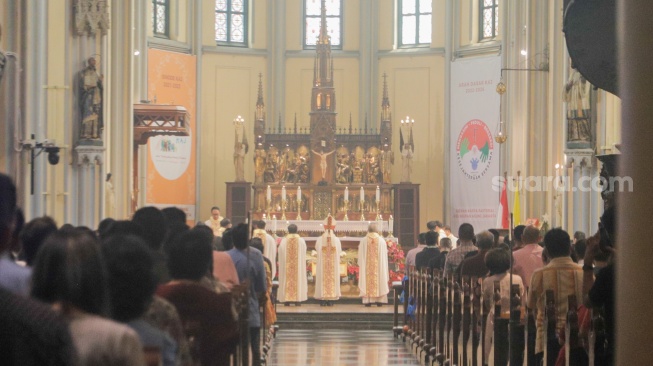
[422,269,434,364]
[565,294,589,366]
[446,276,453,359]
[452,281,462,365]
[471,277,481,366]
[525,295,537,366]
[437,274,447,359]
[588,308,607,366]
[393,281,405,337]
[462,276,471,366]
[493,281,509,366]
[429,269,440,364]
[510,283,525,365]
[543,290,560,366]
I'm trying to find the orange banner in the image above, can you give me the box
[146,49,197,223]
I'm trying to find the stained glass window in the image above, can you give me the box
[480,0,499,40]
[398,0,432,47]
[215,0,248,47]
[304,0,342,49]
[152,0,169,38]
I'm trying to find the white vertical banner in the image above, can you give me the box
[450,56,501,232]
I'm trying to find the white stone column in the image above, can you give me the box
[74,146,104,227]
[617,0,653,363]
[24,0,48,218]
[107,0,134,219]
[566,149,594,234]
[580,158,592,235]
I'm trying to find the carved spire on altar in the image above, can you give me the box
[381,73,391,122]
[310,0,337,184]
[254,73,266,146]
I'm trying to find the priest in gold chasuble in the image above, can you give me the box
[357,223,390,305]
[253,220,278,279]
[277,224,308,304]
[314,215,342,306]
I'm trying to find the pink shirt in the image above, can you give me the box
[212,251,240,290]
[512,243,544,288]
[405,245,426,267]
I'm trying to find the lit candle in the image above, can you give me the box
[376,186,380,202]
[267,185,271,201]
[282,186,286,201]
[360,187,365,203]
[389,215,394,231]
[297,186,302,201]
[344,187,349,201]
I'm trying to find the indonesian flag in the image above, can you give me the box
[496,177,509,229]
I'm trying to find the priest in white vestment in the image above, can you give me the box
[314,215,342,306]
[358,223,390,306]
[253,220,278,279]
[204,206,224,236]
[277,224,308,305]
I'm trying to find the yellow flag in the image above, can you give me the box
[513,186,521,225]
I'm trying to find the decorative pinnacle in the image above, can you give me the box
[256,73,264,107]
[382,73,390,107]
[318,0,329,44]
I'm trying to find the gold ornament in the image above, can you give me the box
[496,81,506,95]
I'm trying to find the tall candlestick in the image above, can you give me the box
[360,187,365,202]
[267,185,271,201]
[344,187,349,201]
[376,186,380,202]
[281,186,286,200]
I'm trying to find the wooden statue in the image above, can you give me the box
[80,57,104,140]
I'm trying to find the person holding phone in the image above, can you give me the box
[583,206,616,366]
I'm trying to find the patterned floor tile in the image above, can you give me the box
[266,329,421,366]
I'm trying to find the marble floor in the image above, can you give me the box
[266,329,421,366]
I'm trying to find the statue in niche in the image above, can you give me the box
[298,156,310,183]
[80,57,104,140]
[351,152,364,184]
[254,149,266,184]
[284,156,301,184]
[278,149,289,182]
[336,153,352,184]
[366,153,381,184]
[264,150,278,183]
[381,147,394,184]
[564,68,592,143]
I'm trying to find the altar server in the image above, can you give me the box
[277,224,308,305]
[252,220,277,279]
[314,215,342,306]
[358,223,390,306]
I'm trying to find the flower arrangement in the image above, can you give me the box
[386,238,406,285]
[347,264,360,281]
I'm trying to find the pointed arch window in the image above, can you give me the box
[304,0,343,49]
[398,0,432,47]
[153,0,170,38]
[215,0,248,47]
[480,0,499,40]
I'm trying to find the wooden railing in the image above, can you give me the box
[395,266,602,366]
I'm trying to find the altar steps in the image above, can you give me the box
[275,304,397,331]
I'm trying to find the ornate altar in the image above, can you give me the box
[249,2,398,228]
